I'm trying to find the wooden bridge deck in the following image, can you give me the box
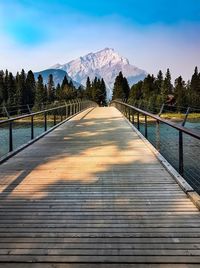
[0,107,200,267]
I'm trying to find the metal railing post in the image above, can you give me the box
[159,103,165,116]
[54,111,56,126]
[145,115,148,138]
[132,110,134,124]
[60,107,63,122]
[76,100,78,113]
[137,112,140,130]
[111,100,200,186]
[77,100,80,112]
[44,112,47,131]
[31,115,34,139]
[72,102,74,114]
[9,122,13,152]
[182,107,190,126]
[65,102,68,118]
[179,131,184,175]
[156,120,160,151]
[73,101,76,114]
[0,100,95,160]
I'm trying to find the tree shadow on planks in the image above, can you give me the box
[0,107,198,263]
[0,107,154,199]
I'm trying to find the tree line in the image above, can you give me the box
[0,69,107,112]
[112,68,200,112]
[1,66,199,113]
[85,77,107,106]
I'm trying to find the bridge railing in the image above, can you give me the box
[0,99,97,161]
[111,100,200,193]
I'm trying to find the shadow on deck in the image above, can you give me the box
[0,107,200,267]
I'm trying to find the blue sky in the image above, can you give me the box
[0,0,200,80]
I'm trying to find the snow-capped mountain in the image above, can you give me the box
[52,48,147,99]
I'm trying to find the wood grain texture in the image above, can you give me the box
[0,107,199,266]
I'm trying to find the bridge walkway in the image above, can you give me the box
[0,107,200,267]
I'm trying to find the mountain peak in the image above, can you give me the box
[51,48,147,99]
[100,47,115,53]
[91,47,130,66]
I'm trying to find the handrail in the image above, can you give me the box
[0,104,67,124]
[111,100,200,183]
[0,99,84,121]
[0,100,97,157]
[111,100,200,140]
[0,100,90,125]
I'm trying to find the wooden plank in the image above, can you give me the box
[1,237,200,243]
[1,255,200,263]
[1,223,200,228]
[2,232,200,238]
[0,107,200,265]
[0,264,199,268]
[1,242,200,250]
[1,248,200,256]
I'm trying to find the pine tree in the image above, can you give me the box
[162,68,173,102]
[122,77,130,101]
[188,67,200,107]
[85,77,107,104]
[25,70,36,106]
[61,75,69,89]
[85,77,92,99]
[59,76,77,101]
[63,84,75,100]
[47,74,55,102]
[139,74,155,110]
[112,72,125,100]
[16,69,26,107]
[128,81,143,106]
[20,69,27,105]
[92,77,98,101]
[190,67,199,92]
[35,75,46,107]
[69,80,74,90]
[141,74,155,99]
[174,76,186,110]
[154,70,163,94]
[7,72,16,108]
[55,83,61,100]
[99,78,107,105]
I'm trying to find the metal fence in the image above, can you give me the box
[0,99,96,160]
[111,100,200,194]
[0,100,85,120]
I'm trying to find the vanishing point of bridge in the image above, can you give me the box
[0,105,200,267]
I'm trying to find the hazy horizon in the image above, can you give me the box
[0,0,200,81]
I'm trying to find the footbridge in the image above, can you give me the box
[0,100,200,267]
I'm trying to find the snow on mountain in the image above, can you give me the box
[51,48,147,99]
